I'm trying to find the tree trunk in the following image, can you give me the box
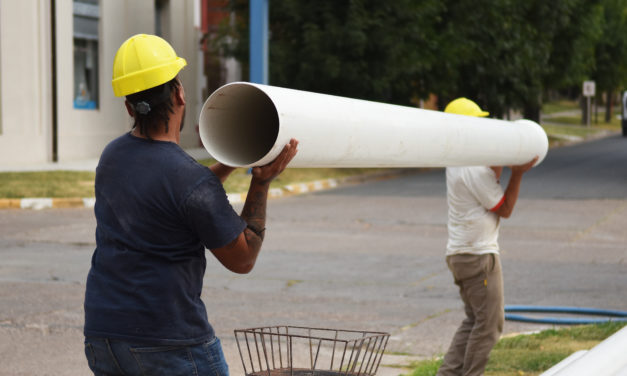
[523,103,541,123]
[605,90,614,123]
[581,97,588,125]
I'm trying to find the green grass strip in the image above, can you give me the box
[541,100,581,114]
[405,322,627,376]
[0,163,382,199]
[0,171,96,199]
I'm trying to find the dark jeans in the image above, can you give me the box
[84,336,229,376]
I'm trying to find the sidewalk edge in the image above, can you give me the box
[1,169,417,210]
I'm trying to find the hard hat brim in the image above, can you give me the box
[112,57,187,97]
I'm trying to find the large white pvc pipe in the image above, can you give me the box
[199,82,548,168]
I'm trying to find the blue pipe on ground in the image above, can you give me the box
[504,305,627,325]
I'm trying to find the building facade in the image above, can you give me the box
[0,0,206,167]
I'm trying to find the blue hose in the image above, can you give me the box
[504,305,627,325]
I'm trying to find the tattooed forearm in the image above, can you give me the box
[242,190,266,222]
[244,226,264,251]
[241,179,269,247]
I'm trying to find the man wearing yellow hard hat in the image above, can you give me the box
[83,34,298,375]
[437,98,537,376]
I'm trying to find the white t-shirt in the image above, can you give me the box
[445,166,505,256]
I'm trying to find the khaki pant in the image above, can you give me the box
[437,253,504,376]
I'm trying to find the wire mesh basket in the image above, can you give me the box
[234,326,390,376]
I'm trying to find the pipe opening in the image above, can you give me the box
[199,83,279,167]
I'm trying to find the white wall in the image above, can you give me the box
[56,0,202,162]
[55,0,128,162]
[167,0,203,149]
[0,0,202,167]
[0,1,53,166]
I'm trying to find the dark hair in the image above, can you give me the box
[126,78,181,140]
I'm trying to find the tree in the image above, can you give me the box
[433,0,542,117]
[217,0,613,121]
[592,0,627,122]
[222,0,444,106]
[434,0,604,121]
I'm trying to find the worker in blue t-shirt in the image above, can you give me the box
[83,34,298,376]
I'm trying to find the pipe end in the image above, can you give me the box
[199,82,279,167]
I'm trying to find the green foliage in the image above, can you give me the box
[593,0,627,91]
[226,0,445,105]
[406,358,441,376]
[434,0,605,119]
[545,0,604,89]
[217,0,626,120]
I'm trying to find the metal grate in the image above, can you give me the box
[234,326,390,376]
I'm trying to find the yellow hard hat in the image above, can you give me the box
[444,97,489,117]
[112,34,187,97]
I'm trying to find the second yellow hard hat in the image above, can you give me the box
[112,34,187,97]
[444,97,489,117]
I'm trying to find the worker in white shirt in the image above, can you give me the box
[437,98,538,376]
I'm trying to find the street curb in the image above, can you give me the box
[227,178,340,204]
[0,198,96,210]
[0,169,415,210]
[227,168,418,204]
[2,130,619,211]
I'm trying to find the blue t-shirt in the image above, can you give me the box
[84,133,246,345]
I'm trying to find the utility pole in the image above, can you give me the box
[249,0,268,84]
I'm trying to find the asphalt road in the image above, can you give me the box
[0,134,625,375]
